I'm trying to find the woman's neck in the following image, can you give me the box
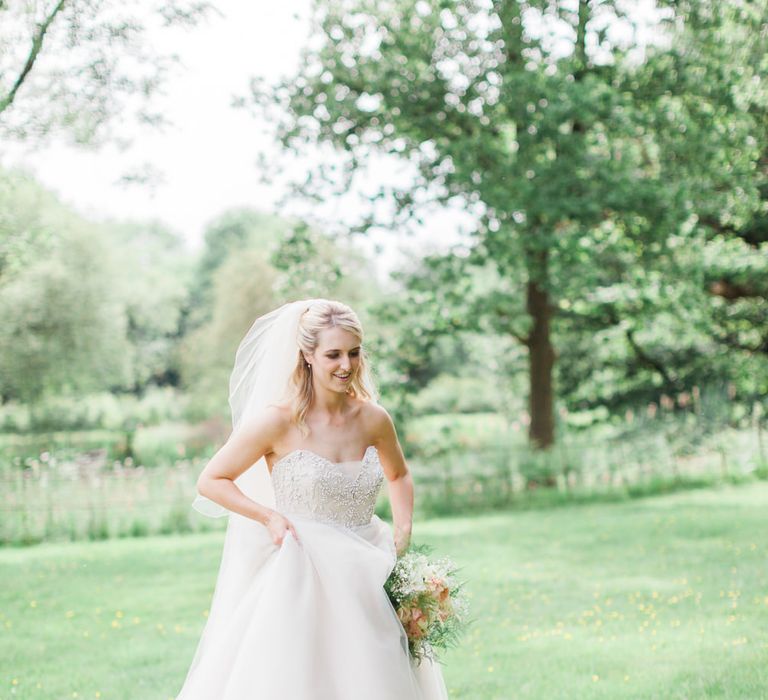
[311,386,352,419]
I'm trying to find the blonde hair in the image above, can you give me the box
[287,299,378,436]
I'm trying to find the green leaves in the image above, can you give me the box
[251,0,768,436]
[0,0,212,146]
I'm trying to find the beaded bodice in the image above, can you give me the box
[270,446,384,528]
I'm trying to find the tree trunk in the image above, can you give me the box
[526,251,555,450]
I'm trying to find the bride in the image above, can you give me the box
[175,298,450,699]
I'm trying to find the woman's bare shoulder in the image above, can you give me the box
[240,403,292,441]
[264,402,293,421]
[359,400,394,435]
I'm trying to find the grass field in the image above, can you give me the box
[1,481,767,699]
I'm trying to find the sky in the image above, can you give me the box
[4,2,316,248]
[1,0,665,272]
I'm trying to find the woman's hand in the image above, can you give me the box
[394,522,412,557]
[265,510,300,547]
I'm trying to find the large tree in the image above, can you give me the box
[252,0,765,448]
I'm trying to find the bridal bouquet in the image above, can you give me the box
[384,544,470,664]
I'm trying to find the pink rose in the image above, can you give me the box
[426,576,443,593]
[407,619,426,639]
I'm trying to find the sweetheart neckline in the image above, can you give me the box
[270,445,376,474]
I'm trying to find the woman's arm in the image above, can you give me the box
[196,406,299,544]
[390,475,414,555]
[369,404,413,555]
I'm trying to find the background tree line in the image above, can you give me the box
[0,0,765,454]
[0,171,376,420]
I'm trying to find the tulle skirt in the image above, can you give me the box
[175,514,449,700]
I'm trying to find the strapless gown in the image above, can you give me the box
[175,446,449,699]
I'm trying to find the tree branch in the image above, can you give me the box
[603,305,681,389]
[625,327,680,389]
[490,307,530,347]
[0,0,67,116]
[707,278,765,301]
[574,0,590,79]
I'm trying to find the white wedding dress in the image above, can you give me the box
[176,445,449,699]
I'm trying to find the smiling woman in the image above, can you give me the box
[178,298,449,700]
[288,300,376,440]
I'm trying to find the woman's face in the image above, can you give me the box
[307,326,361,393]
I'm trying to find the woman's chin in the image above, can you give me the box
[319,382,352,395]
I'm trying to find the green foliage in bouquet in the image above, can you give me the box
[383,543,471,665]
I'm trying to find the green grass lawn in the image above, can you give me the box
[2,482,767,699]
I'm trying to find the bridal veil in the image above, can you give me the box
[186,298,323,677]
